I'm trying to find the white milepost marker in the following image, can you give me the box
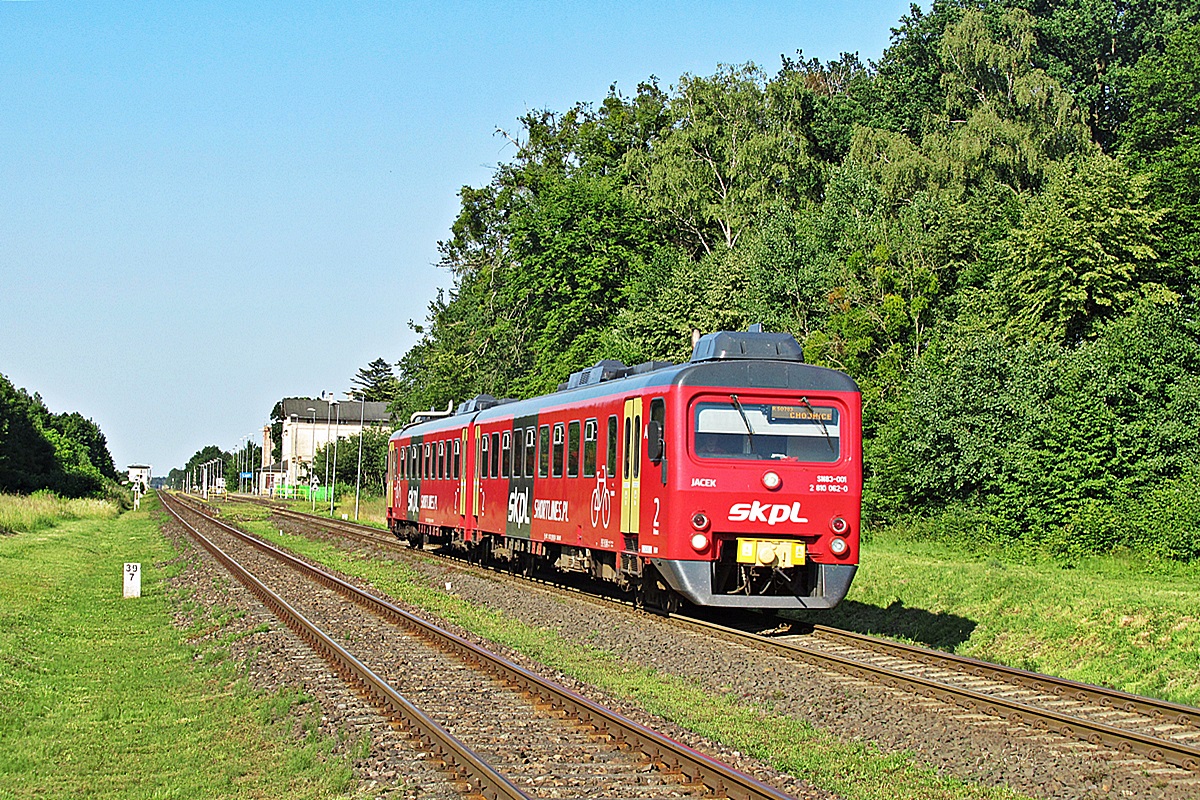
[124,563,142,598]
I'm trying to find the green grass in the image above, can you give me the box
[233,508,1026,800]
[800,529,1200,706]
[0,491,119,535]
[242,491,388,529]
[0,493,361,800]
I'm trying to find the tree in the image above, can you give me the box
[628,64,788,255]
[351,358,401,402]
[1000,153,1166,344]
[1120,23,1200,294]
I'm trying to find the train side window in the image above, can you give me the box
[623,417,631,480]
[399,447,405,480]
[552,423,565,478]
[501,431,511,478]
[567,421,580,478]
[539,424,550,478]
[453,438,461,479]
[490,432,500,478]
[480,434,490,480]
[607,415,617,478]
[583,419,597,477]
[633,414,641,479]
[437,441,446,480]
[424,444,431,480]
[648,397,665,463]
[524,428,536,477]
[412,446,418,480]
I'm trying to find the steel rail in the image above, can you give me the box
[224,495,1200,772]
[805,624,1199,730]
[170,493,800,800]
[160,492,531,800]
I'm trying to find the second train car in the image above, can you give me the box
[386,328,862,610]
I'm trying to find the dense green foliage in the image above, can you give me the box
[385,0,1200,560]
[0,372,121,499]
[311,428,390,496]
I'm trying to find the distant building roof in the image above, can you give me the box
[280,397,391,425]
[127,464,151,470]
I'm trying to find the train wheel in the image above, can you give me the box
[640,566,679,616]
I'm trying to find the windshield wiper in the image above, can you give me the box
[799,396,836,453]
[729,394,755,441]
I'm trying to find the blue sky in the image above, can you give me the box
[1,1,914,475]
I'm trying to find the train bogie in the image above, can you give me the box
[386,328,862,610]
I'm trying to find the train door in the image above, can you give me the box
[457,428,469,529]
[621,397,642,545]
[473,426,483,520]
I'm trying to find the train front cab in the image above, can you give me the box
[645,337,862,610]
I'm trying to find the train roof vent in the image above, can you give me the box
[690,329,804,363]
[456,394,499,415]
[563,359,630,391]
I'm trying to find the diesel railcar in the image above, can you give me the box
[386,329,862,610]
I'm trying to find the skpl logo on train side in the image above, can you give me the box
[727,500,808,526]
[508,487,531,526]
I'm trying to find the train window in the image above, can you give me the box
[524,428,536,477]
[397,447,404,480]
[480,434,490,480]
[412,446,419,480]
[501,431,511,478]
[539,425,550,478]
[633,414,641,479]
[692,400,841,462]
[567,421,580,478]
[623,417,631,480]
[607,415,617,478]
[552,423,565,478]
[437,441,446,480]
[490,432,500,478]
[648,398,665,463]
[583,419,597,477]
[453,438,461,479]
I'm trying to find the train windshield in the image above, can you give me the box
[692,399,840,462]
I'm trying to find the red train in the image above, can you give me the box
[385,328,861,610]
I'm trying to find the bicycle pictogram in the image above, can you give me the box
[590,465,615,529]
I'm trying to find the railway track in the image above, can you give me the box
[239,496,1200,775]
[161,491,801,800]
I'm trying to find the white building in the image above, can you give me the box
[127,464,151,489]
[261,396,391,492]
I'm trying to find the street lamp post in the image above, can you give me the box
[323,401,332,505]
[330,399,340,516]
[307,407,316,511]
[354,394,366,521]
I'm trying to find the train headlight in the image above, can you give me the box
[690,532,710,551]
[761,471,782,491]
[830,537,849,556]
[830,516,848,535]
[690,511,710,531]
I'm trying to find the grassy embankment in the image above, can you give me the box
[0,492,362,800]
[225,500,1025,800]
[0,491,119,535]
